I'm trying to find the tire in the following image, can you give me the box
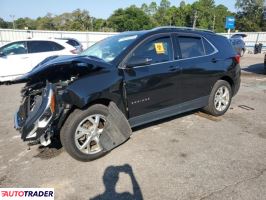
[203,80,232,116]
[60,104,109,161]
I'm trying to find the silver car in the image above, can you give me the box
[229,34,247,57]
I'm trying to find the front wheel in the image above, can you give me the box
[203,80,232,116]
[60,104,109,161]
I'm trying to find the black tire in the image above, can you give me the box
[203,80,232,116]
[60,104,109,162]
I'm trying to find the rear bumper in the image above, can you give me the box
[14,84,56,141]
[233,75,241,96]
[232,63,241,96]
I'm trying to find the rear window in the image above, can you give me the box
[178,36,205,59]
[203,38,216,55]
[28,41,64,53]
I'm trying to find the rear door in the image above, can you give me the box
[174,33,221,103]
[123,33,180,118]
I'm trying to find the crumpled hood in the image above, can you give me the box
[12,55,112,84]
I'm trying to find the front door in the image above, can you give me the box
[0,41,31,79]
[123,34,180,118]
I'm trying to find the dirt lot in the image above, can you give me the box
[0,54,266,200]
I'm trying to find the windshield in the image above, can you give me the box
[81,34,138,62]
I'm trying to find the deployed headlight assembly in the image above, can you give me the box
[14,83,57,141]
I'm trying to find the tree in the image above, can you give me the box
[0,18,9,28]
[154,0,171,25]
[149,2,158,16]
[108,6,154,31]
[191,0,216,29]
[235,0,265,31]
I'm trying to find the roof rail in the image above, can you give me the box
[152,26,214,33]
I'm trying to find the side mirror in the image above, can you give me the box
[0,52,5,57]
[126,56,152,68]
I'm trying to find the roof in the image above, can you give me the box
[152,26,215,34]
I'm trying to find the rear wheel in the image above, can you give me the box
[203,80,232,116]
[60,104,109,161]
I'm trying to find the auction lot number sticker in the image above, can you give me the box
[0,188,54,200]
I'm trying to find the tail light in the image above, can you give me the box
[234,55,240,64]
[70,49,78,54]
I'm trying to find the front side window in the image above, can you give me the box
[27,41,64,53]
[0,42,27,55]
[131,36,173,64]
[178,36,205,59]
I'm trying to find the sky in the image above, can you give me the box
[0,0,236,21]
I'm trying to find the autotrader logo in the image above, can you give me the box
[0,188,54,199]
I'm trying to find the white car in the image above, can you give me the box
[0,39,77,82]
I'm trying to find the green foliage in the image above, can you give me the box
[107,6,154,31]
[0,0,264,32]
[235,0,265,31]
[0,18,11,28]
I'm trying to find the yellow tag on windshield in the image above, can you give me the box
[154,43,165,54]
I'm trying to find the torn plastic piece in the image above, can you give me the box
[99,102,132,152]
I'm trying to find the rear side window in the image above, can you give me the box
[178,36,205,59]
[132,36,173,64]
[66,40,79,47]
[27,41,64,53]
[203,38,216,55]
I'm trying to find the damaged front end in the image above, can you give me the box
[14,83,60,146]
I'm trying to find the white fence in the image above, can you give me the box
[0,29,266,52]
[0,29,117,48]
[220,32,266,52]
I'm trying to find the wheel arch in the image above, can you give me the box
[220,76,234,90]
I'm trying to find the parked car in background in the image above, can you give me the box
[229,33,247,57]
[264,54,266,72]
[13,27,241,161]
[0,39,77,83]
[56,38,83,53]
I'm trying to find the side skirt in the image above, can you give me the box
[129,96,209,128]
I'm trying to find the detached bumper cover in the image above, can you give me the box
[14,84,55,141]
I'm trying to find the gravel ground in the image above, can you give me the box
[0,54,265,200]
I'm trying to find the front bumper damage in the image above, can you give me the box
[14,83,56,145]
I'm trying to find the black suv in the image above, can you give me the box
[14,27,241,161]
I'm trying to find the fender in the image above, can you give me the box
[62,69,128,115]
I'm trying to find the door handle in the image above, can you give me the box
[211,58,218,63]
[169,66,176,72]
[21,57,29,59]
[169,66,182,72]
